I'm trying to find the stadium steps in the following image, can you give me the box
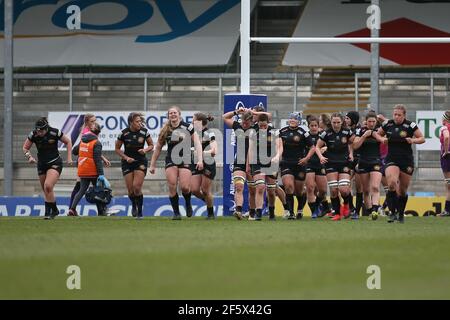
[304,68,371,115]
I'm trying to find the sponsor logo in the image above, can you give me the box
[400,131,407,138]
[138,137,144,144]
[293,136,300,142]
[48,139,56,144]
[341,137,347,144]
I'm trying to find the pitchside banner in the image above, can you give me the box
[274,197,448,218]
[416,111,446,151]
[223,94,267,216]
[0,196,222,217]
[48,111,195,151]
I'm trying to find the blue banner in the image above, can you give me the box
[223,94,268,216]
[0,197,223,217]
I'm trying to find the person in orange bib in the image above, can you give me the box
[69,122,106,216]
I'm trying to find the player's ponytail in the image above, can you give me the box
[194,112,214,126]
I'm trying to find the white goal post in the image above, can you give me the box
[240,0,450,95]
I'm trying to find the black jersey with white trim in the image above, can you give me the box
[306,132,321,167]
[355,127,381,163]
[118,127,151,161]
[279,126,312,165]
[165,121,195,160]
[249,125,278,165]
[232,120,255,162]
[381,119,418,161]
[27,127,63,164]
[319,128,354,163]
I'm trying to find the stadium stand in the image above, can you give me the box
[1,0,449,197]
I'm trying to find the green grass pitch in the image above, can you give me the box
[0,216,449,299]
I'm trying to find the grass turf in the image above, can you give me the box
[0,216,449,299]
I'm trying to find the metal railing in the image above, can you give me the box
[354,72,450,111]
[0,72,319,113]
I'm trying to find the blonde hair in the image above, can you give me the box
[80,113,96,135]
[158,106,181,146]
[394,104,407,115]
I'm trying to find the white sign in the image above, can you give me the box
[48,111,196,151]
[416,111,446,151]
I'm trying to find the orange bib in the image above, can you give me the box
[77,139,98,177]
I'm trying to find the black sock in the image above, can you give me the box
[315,195,322,207]
[348,192,355,210]
[386,191,398,214]
[44,202,51,216]
[128,195,136,211]
[297,194,307,211]
[256,208,263,217]
[356,192,363,215]
[169,194,180,215]
[236,206,242,213]
[182,192,192,208]
[308,202,316,214]
[301,194,307,210]
[286,194,294,214]
[249,208,256,217]
[398,195,408,217]
[343,194,352,205]
[269,206,275,217]
[50,202,58,215]
[96,203,106,216]
[282,202,289,210]
[382,197,388,209]
[321,199,331,211]
[207,206,214,217]
[362,207,369,216]
[331,197,340,214]
[136,195,144,215]
[69,182,80,208]
[445,200,450,212]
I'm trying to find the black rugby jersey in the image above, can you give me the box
[279,126,312,165]
[27,127,63,163]
[200,127,215,152]
[232,120,255,164]
[165,121,195,160]
[319,128,354,163]
[352,124,362,160]
[355,127,380,163]
[306,132,321,167]
[249,125,277,165]
[381,119,418,161]
[118,127,151,161]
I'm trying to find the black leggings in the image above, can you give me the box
[70,177,106,215]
